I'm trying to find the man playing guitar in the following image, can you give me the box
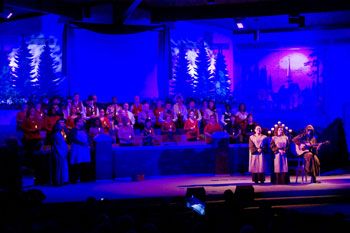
[292,125,324,183]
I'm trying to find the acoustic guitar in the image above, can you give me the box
[295,140,330,156]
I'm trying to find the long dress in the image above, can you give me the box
[70,128,91,183]
[52,130,69,185]
[271,135,290,184]
[249,134,268,183]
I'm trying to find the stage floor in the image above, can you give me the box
[23,174,350,216]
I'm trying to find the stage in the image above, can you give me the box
[23,173,350,216]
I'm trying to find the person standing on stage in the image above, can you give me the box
[159,101,173,123]
[99,108,111,135]
[203,100,218,124]
[16,103,29,132]
[235,103,248,128]
[249,126,268,184]
[243,114,258,143]
[292,125,321,183]
[118,116,135,146]
[52,119,69,186]
[70,117,91,183]
[271,126,290,184]
[184,110,200,141]
[224,115,241,144]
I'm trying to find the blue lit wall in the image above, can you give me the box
[68,29,159,103]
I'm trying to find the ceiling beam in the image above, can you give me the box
[151,0,350,23]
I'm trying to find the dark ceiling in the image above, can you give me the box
[1,0,350,32]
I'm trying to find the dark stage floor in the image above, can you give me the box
[22,174,350,216]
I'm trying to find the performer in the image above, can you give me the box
[68,93,86,117]
[118,116,135,146]
[99,108,111,135]
[188,99,202,122]
[159,101,173,123]
[154,99,165,129]
[204,115,223,144]
[70,117,91,183]
[271,126,290,184]
[224,115,241,144]
[235,103,248,129]
[88,118,105,139]
[292,125,321,183]
[184,110,200,141]
[51,119,69,186]
[138,103,156,129]
[172,94,188,128]
[43,107,61,141]
[141,119,155,146]
[221,104,233,126]
[243,114,258,143]
[200,100,208,129]
[66,107,80,130]
[130,96,143,129]
[203,100,218,124]
[35,103,45,123]
[106,97,121,120]
[249,126,268,184]
[85,96,99,119]
[122,103,136,125]
[16,103,29,132]
[161,113,176,142]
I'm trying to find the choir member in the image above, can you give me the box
[43,107,61,142]
[106,97,121,120]
[138,103,156,127]
[141,119,155,146]
[203,100,218,124]
[52,119,69,186]
[161,113,176,142]
[271,126,290,184]
[224,115,241,144]
[130,96,143,129]
[66,106,80,130]
[249,126,268,184]
[204,114,223,144]
[68,93,86,117]
[200,100,208,129]
[172,94,187,128]
[35,103,45,122]
[70,117,91,183]
[184,109,200,141]
[89,118,105,139]
[154,99,165,129]
[221,104,233,126]
[159,101,173,123]
[123,103,136,125]
[235,103,248,129]
[188,99,202,122]
[16,103,29,132]
[243,114,258,143]
[118,116,135,146]
[85,96,99,119]
[99,108,111,135]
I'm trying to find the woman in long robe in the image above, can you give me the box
[271,126,290,184]
[249,126,268,184]
[52,119,69,186]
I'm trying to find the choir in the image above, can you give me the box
[14,93,321,186]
